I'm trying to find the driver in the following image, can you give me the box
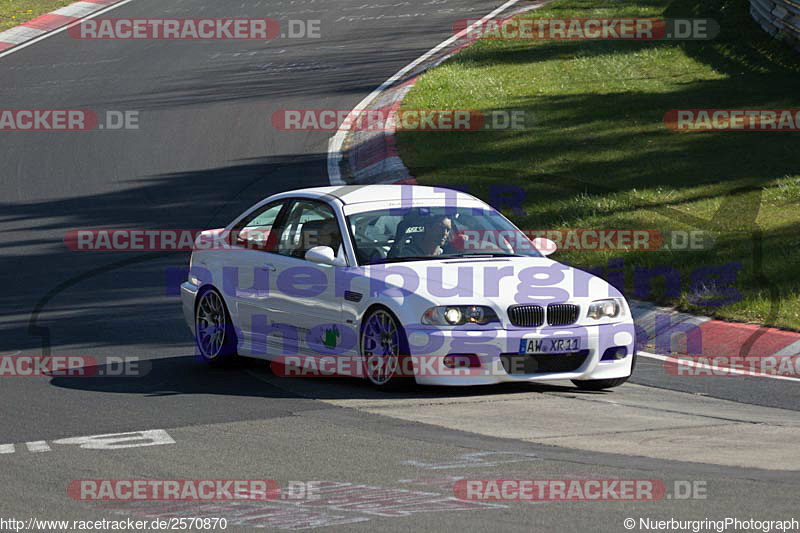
[398,214,452,257]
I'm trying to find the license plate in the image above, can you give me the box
[519,337,581,355]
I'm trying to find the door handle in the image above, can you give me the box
[263,263,277,272]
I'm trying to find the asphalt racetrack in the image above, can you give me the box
[1,1,798,531]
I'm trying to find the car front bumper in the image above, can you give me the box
[404,322,636,386]
[180,280,199,336]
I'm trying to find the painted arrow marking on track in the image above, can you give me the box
[0,429,175,455]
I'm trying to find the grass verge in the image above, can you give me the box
[0,0,76,32]
[397,0,800,330]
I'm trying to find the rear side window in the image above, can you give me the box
[276,200,343,259]
[231,201,284,251]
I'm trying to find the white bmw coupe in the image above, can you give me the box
[181,185,636,390]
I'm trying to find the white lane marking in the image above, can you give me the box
[773,339,800,356]
[639,351,800,383]
[326,0,523,185]
[0,0,138,60]
[0,429,175,455]
[53,429,175,449]
[25,440,52,452]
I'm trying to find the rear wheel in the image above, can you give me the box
[195,288,238,365]
[360,308,413,390]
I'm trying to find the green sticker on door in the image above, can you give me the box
[323,326,340,349]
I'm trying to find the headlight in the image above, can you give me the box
[587,299,624,320]
[422,305,499,326]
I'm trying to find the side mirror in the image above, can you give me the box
[531,237,557,257]
[305,246,345,266]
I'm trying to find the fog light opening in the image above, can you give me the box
[601,346,628,361]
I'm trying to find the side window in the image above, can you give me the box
[276,200,343,259]
[232,201,284,251]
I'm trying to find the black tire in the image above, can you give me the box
[360,307,414,391]
[571,376,630,391]
[572,352,637,391]
[194,287,238,366]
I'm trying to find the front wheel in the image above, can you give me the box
[360,308,413,391]
[195,288,238,365]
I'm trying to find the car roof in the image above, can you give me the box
[286,185,479,205]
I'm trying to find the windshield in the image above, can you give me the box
[347,206,541,265]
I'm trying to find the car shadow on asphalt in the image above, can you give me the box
[0,152,329,356]
[48,354,591,401]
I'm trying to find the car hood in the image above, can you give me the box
[363,256,623,308]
